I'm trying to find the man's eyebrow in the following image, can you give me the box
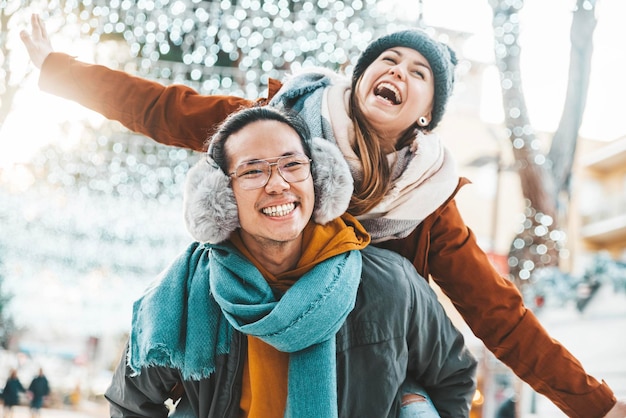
[237,152,300,164]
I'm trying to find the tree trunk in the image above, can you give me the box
[547,0,597,200]
[489,0,597,288]
[489,0,559,285]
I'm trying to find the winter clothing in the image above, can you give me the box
[105,230,477,417]
[2,375,25,407]
[351,29,457,130]
[115,146,473,418]
[130,239,363,418]
[28,374,50,409]
[40,51,618,418]
[269,71,458,242]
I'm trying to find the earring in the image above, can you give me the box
[418,116,428,126]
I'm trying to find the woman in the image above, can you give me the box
[2,369,25,418]
[20,13,625,417]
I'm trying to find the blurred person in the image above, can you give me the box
[104,106,477,417]
[2,369,25,418]
[495,397,516,418]
[28,368,50,418]
[20,13,626,417]
[65,384,81,409]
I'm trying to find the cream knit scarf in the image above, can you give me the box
[322,80,458,242]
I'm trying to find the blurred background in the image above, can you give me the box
[0,0,625,416]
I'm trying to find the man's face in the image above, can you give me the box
[226,120,315,248]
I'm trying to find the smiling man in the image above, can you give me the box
[104,106,476,418]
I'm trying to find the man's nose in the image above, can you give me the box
[264,165,289,192]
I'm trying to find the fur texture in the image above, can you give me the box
[183,158,240,244]
[310,137,353,225]
[183,137,353,243]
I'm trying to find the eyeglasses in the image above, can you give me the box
[229,154,312,190]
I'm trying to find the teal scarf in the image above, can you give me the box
[129,241,362,418]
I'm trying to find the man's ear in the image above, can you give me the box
[310,137,354,224]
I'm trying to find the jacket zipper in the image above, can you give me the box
[223,332,245,417]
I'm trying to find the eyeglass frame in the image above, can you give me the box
[227,154,313,190]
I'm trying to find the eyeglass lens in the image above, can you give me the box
[234,155,311,189]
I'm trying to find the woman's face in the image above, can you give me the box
[355,47,435,146]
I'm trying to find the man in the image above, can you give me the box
[28,368,50,418]
[104,106,476,417]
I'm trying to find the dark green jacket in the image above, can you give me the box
[105,246,476,418]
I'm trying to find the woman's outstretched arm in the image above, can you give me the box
[21,13,280,151]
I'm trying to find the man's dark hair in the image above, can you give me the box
[207,106,312,174]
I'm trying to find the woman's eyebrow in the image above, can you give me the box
[388,48,432,74]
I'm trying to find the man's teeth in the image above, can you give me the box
[262,203,295,217]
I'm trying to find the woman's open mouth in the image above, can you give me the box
[374,82,402,105]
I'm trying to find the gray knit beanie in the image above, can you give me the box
[352,29,457,130]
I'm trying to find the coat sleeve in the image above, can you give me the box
[380,185,617,418]
[404,256,477,418]
[38,53,282,152]
[105,345,181,418]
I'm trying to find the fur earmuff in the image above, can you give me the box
[183,158,239,244]
[310,137,353,224]
[183,137,353,243]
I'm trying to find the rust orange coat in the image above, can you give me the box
[39,52,616,417]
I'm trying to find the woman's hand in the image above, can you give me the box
[20,14,53,69]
